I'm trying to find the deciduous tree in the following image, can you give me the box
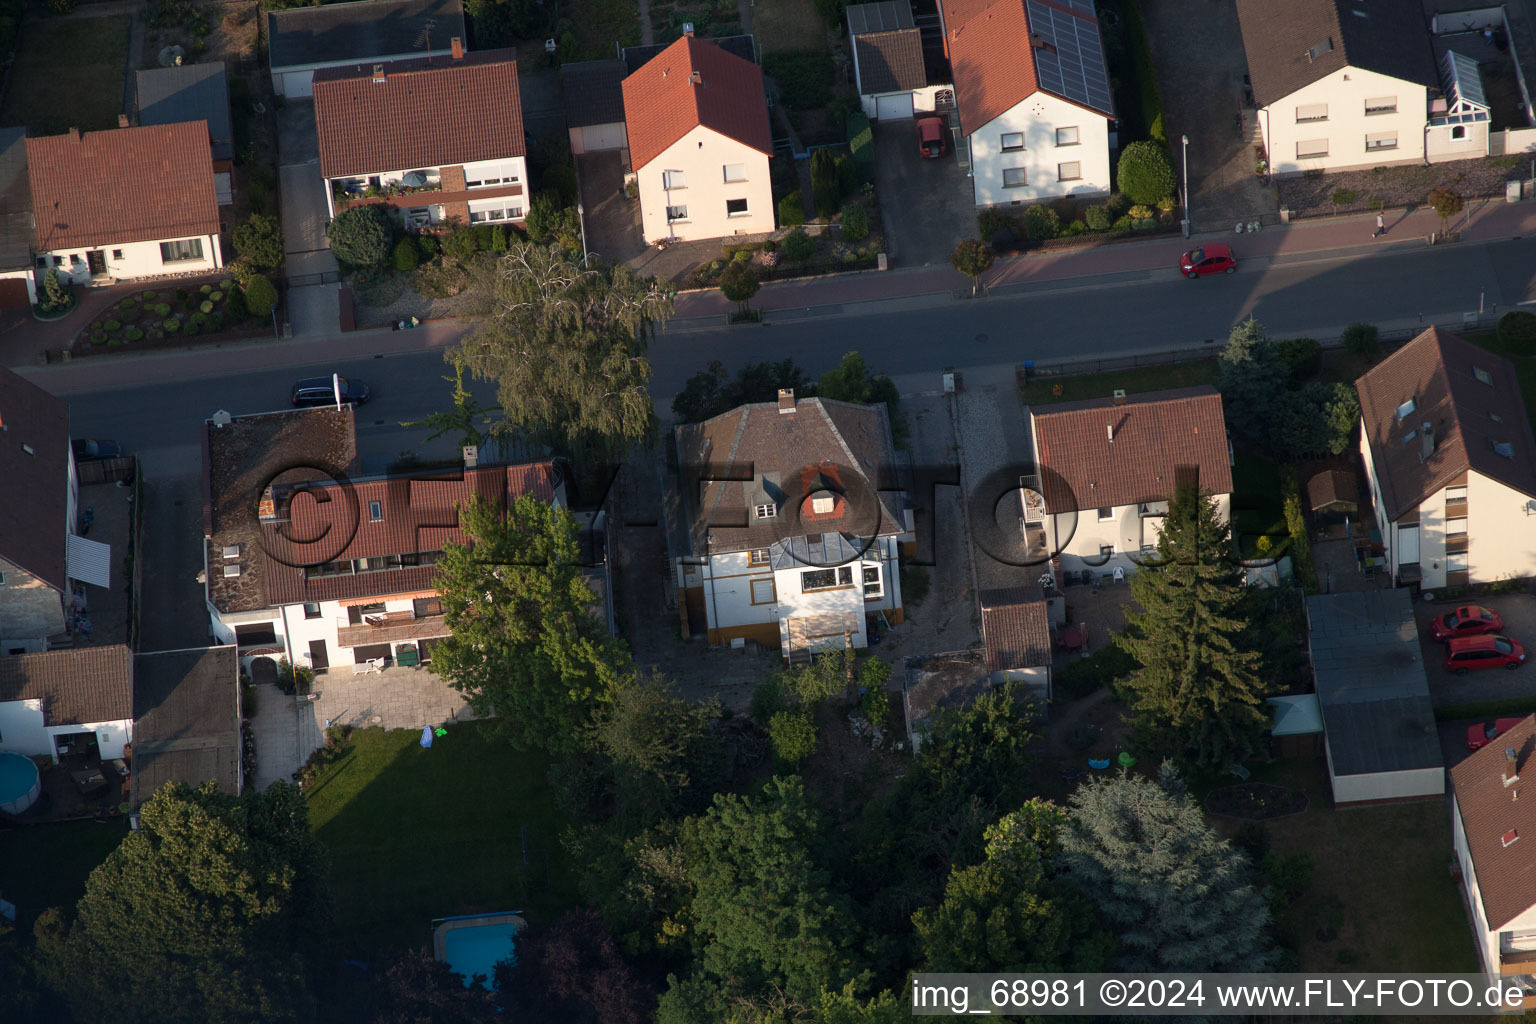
[233,212,285,270]
[717,262,759,316]
[496,909,655,1024]
[398,355,501,449]
[671,358,815,423]
[591,672,723,824]
[327,205,392,267]
[950,239,994,295]
[367,950,501,1023]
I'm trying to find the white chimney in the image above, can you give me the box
[372,63,386,83]
[1420,421,1435,463]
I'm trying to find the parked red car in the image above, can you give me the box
[1431,605,1504,642]
[916,117,948,159]
[1445,634,1526,674]
[1468,717,1526,751]
[1179,243,1237,278]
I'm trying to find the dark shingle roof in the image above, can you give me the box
[562,59,628,128]
[853,29,927,94]
[0,127,33,272]
[313,49,525,178]
[1031,386,1232,513]
[268,0,466,70]
[1306,590,1441,777]
[1235,0,1437,109]
[1450,715,1536,930]
[979,585,1052,671]
[0,366,69,591]
[0,646,133,725]
[1355,327,1536,522]
[131,647,240,806]
[136,63,234,163]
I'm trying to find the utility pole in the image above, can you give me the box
[1181,134,1191,239]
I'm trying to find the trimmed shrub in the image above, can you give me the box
[104,319,121,331]
[1117,140,1176,206]
[327,205,392,267]
[106,339,123,348]
[835,154,858,197]
[232,212,284,270]
[1021,203,1061,241]
[123,327,143,342]
[473,224,497,251]
[777,191,806,227]
[1341,322,1380,357]
[1331,187,1357,206]
[225,287,247,324]
[841,202,869,242]
[199,300,214,314]
[120,298,136,309]
[1085,204,1112,231]
[1498,310,1536,351]
[153,303,171,316]
[783,228,816,262]
[200,284,212,294]
[393,236,421,272]
[243,274,279,317]
[209,291,222,302]
[163,319,181,333]
[810,149,839,219]
[442,225,480,263]
[91,331,106,344]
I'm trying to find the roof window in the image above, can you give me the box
[1395,398,1416,421]
[1504,829,1520,848]
[1474,365,1494,386]
[1306,36,1334,61]
[1495,442,1516,458]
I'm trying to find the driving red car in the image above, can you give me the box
[916,117,948,159]
[1445,634,1526,674]
[1180,243,1236,278]
[1468,717,1526,751]
[1431,605,1503,642]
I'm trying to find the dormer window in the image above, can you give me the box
[812,495,834,514]
[755,503,777,519]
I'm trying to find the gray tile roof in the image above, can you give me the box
[562,59,627,128]
[136,62,234,163]
[0,646,134,725]
[979,585,1052,671]
[0,127,33,272]
[131,647,240,807]
[267,0,466,71]
[1306,590,1442,776]
[1235,0,1437,109]
[847,0,914,34]
[853,29,927,94]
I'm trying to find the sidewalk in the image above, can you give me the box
[672,196,1536,320]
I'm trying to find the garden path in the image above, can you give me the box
[637,0,654,44]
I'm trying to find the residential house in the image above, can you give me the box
[0,645,133,761]
[1305,590,1443,805]
[201,405,566,675]
[1355,326,1536,590]
[1028,386,1232,582]
[136,62,236,205]
[267,0,466,98]
[671,389,910,661]
[847,0,947,121]
[622,34,775,242]
[26,123,223,285]
[1450,715,1536,997]
[1235,0,1444,175]
[939,0,1115,206]
[978,585,1053,704]
[0,127,36,308]
[562,59,630,156]
[130,646,241,807]
[0,366,115,654]
[315,45,527,229]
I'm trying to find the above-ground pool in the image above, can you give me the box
[0,752,41,815]
[433,912,524,989]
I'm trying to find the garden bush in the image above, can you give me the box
[778,191,806,227]
[153,303,170,316]
[1116,140,1176,206]
[120,297,136,309]
[841,202,869,242]
[1021,203,1060,241]
[782,228,816,262]
[1331,187,1357,206]
[1054,642,1139,700]
[106,339,122,348]
[327,205,392,267]
[104,319,121,332]
[123,327,142,342]
[175,288,188,301]
[978,208,1017,242]
[835,154,858,198]
[1341,322,1380,357]
[762,52,835,109]
[417,235,440,259]
[392,236,420,272]
[163,319,181,333]
[225,287,247,323]
[209,291,222,302]
[1498,310,1536,351]
[442,226,480,263]
[1274,337,1322,383]
[473,224,497,251]
[91,331,106,344]
[200,284,212,294]
[232,212,284,270]
[1085,204,1112,231]
[243,274,279,317]
[810,149,840,219]
[199,300,214,314]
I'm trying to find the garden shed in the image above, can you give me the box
[1266,693,1322,757]
[1306,590,1444,806]
[1307,468,1359,515]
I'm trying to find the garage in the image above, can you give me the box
[0,276,30,308]
[562,59,630,155]
[281,70,314,98]
[876,93,915,120]
[581,122,628,153]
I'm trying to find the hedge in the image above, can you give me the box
[1120,0,1166,145]
[1497,310,1536,351]
[847,113,874,182]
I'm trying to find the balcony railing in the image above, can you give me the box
[332,181,444,207]
[336,610,449,648]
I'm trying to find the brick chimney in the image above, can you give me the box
[372,63,386,84]
[778,389,796,415]
[117,114,129,128]
[450,36,463,59]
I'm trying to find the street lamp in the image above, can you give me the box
[577,202,589,267]
[1180,134,1191,239]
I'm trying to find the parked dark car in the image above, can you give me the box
[71,439,122,460]
[1431,605,1503,642]
[1179,243,1237,278]
[1445,634,1526,674]
[1467,717,1526,751]
[291,376,370,408]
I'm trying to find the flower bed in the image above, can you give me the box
[71,280,257,355]
[1205,781,1309,820]
[1278,156,1524,221]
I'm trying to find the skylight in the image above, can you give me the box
[1395,398,1416,421]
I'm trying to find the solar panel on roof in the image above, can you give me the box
[1024,0,1113,115]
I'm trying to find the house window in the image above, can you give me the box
[468,203,523,223]
[1446,517,1468,535]
[723,163,747,182]
[1097,506,1113,521]
[368,500,383,522]
[347,602,387,624]
[755,503,777,519]
[303,602,321,619]
[1296,103,1329,123]
[802,566,853,590]
[1451,125,1467,141]
[1364,96,1397,115]
[0,571,5,585]
[111,249,122,260]
[34,256,45,268]
[811,495,834,514]
[1297,139,1329,159]
[1099,544,1114,557]
[748,548,770,566]
[750,578,776,604]
[159,238,204,263]
[862,564,882,597]
[1000,132,1025,151]
[1002,167,1028,188]
[413,596,443,617]
[1365,131,1398,152]
[667,205,689,222]
[1058,161,1081,181]
[663,170,686,189]
[354,556,390,573]
[1448,551,1469,573]
[1056,126,1079,146]
[1445,485,1467,507]
[726,197,749,216]
[464,162,520,187]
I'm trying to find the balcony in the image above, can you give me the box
[336,610,449,648]
[332,180,444,210]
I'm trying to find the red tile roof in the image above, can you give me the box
[313,49,526,179]
[946,0,1039,134]
[1032,387,1232,512]
[0,645,134,725]
[26,124,218,251]
[979,585,1052,671]
[621,36,772,171]
[0,366,70,591]
[1450,715,1536,930]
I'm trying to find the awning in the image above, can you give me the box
[336,590,438,607]
[66,534,112,588]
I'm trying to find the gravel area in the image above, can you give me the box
[1278,155,1526,219]
[353,270,480,326]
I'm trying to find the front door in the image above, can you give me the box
[86,251,106,276]
[309,639,329,670]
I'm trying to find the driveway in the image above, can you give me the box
[872,119,976,268]
[1419,591,1536,706]
[1140,0,1277,231]
[576,151,647,266]
[276,100,339,282]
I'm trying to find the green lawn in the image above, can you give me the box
[0,16,130,136]
[1019,358,1220,405]
[305,721,579,956]
[1230,453,1286,555]
[568,0,641,61]
[0,819,128,928]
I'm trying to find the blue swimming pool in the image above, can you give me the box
[0,751,40,815]
[435,913,522,990]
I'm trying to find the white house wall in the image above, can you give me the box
[1046,495,1230,578]
[215,593,446,672]
[968,92,1110,207]
[1330,765,1445,804]
[1261,68,1427,176]
[0,700,130,759]
[42,234,223,285]
[637,125,774,242]
[1427,120,1489,163]
[859,84,951,121]
[1453,794,1500,974]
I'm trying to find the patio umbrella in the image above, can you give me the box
[401,171,429,188]
[419,725,433,748]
